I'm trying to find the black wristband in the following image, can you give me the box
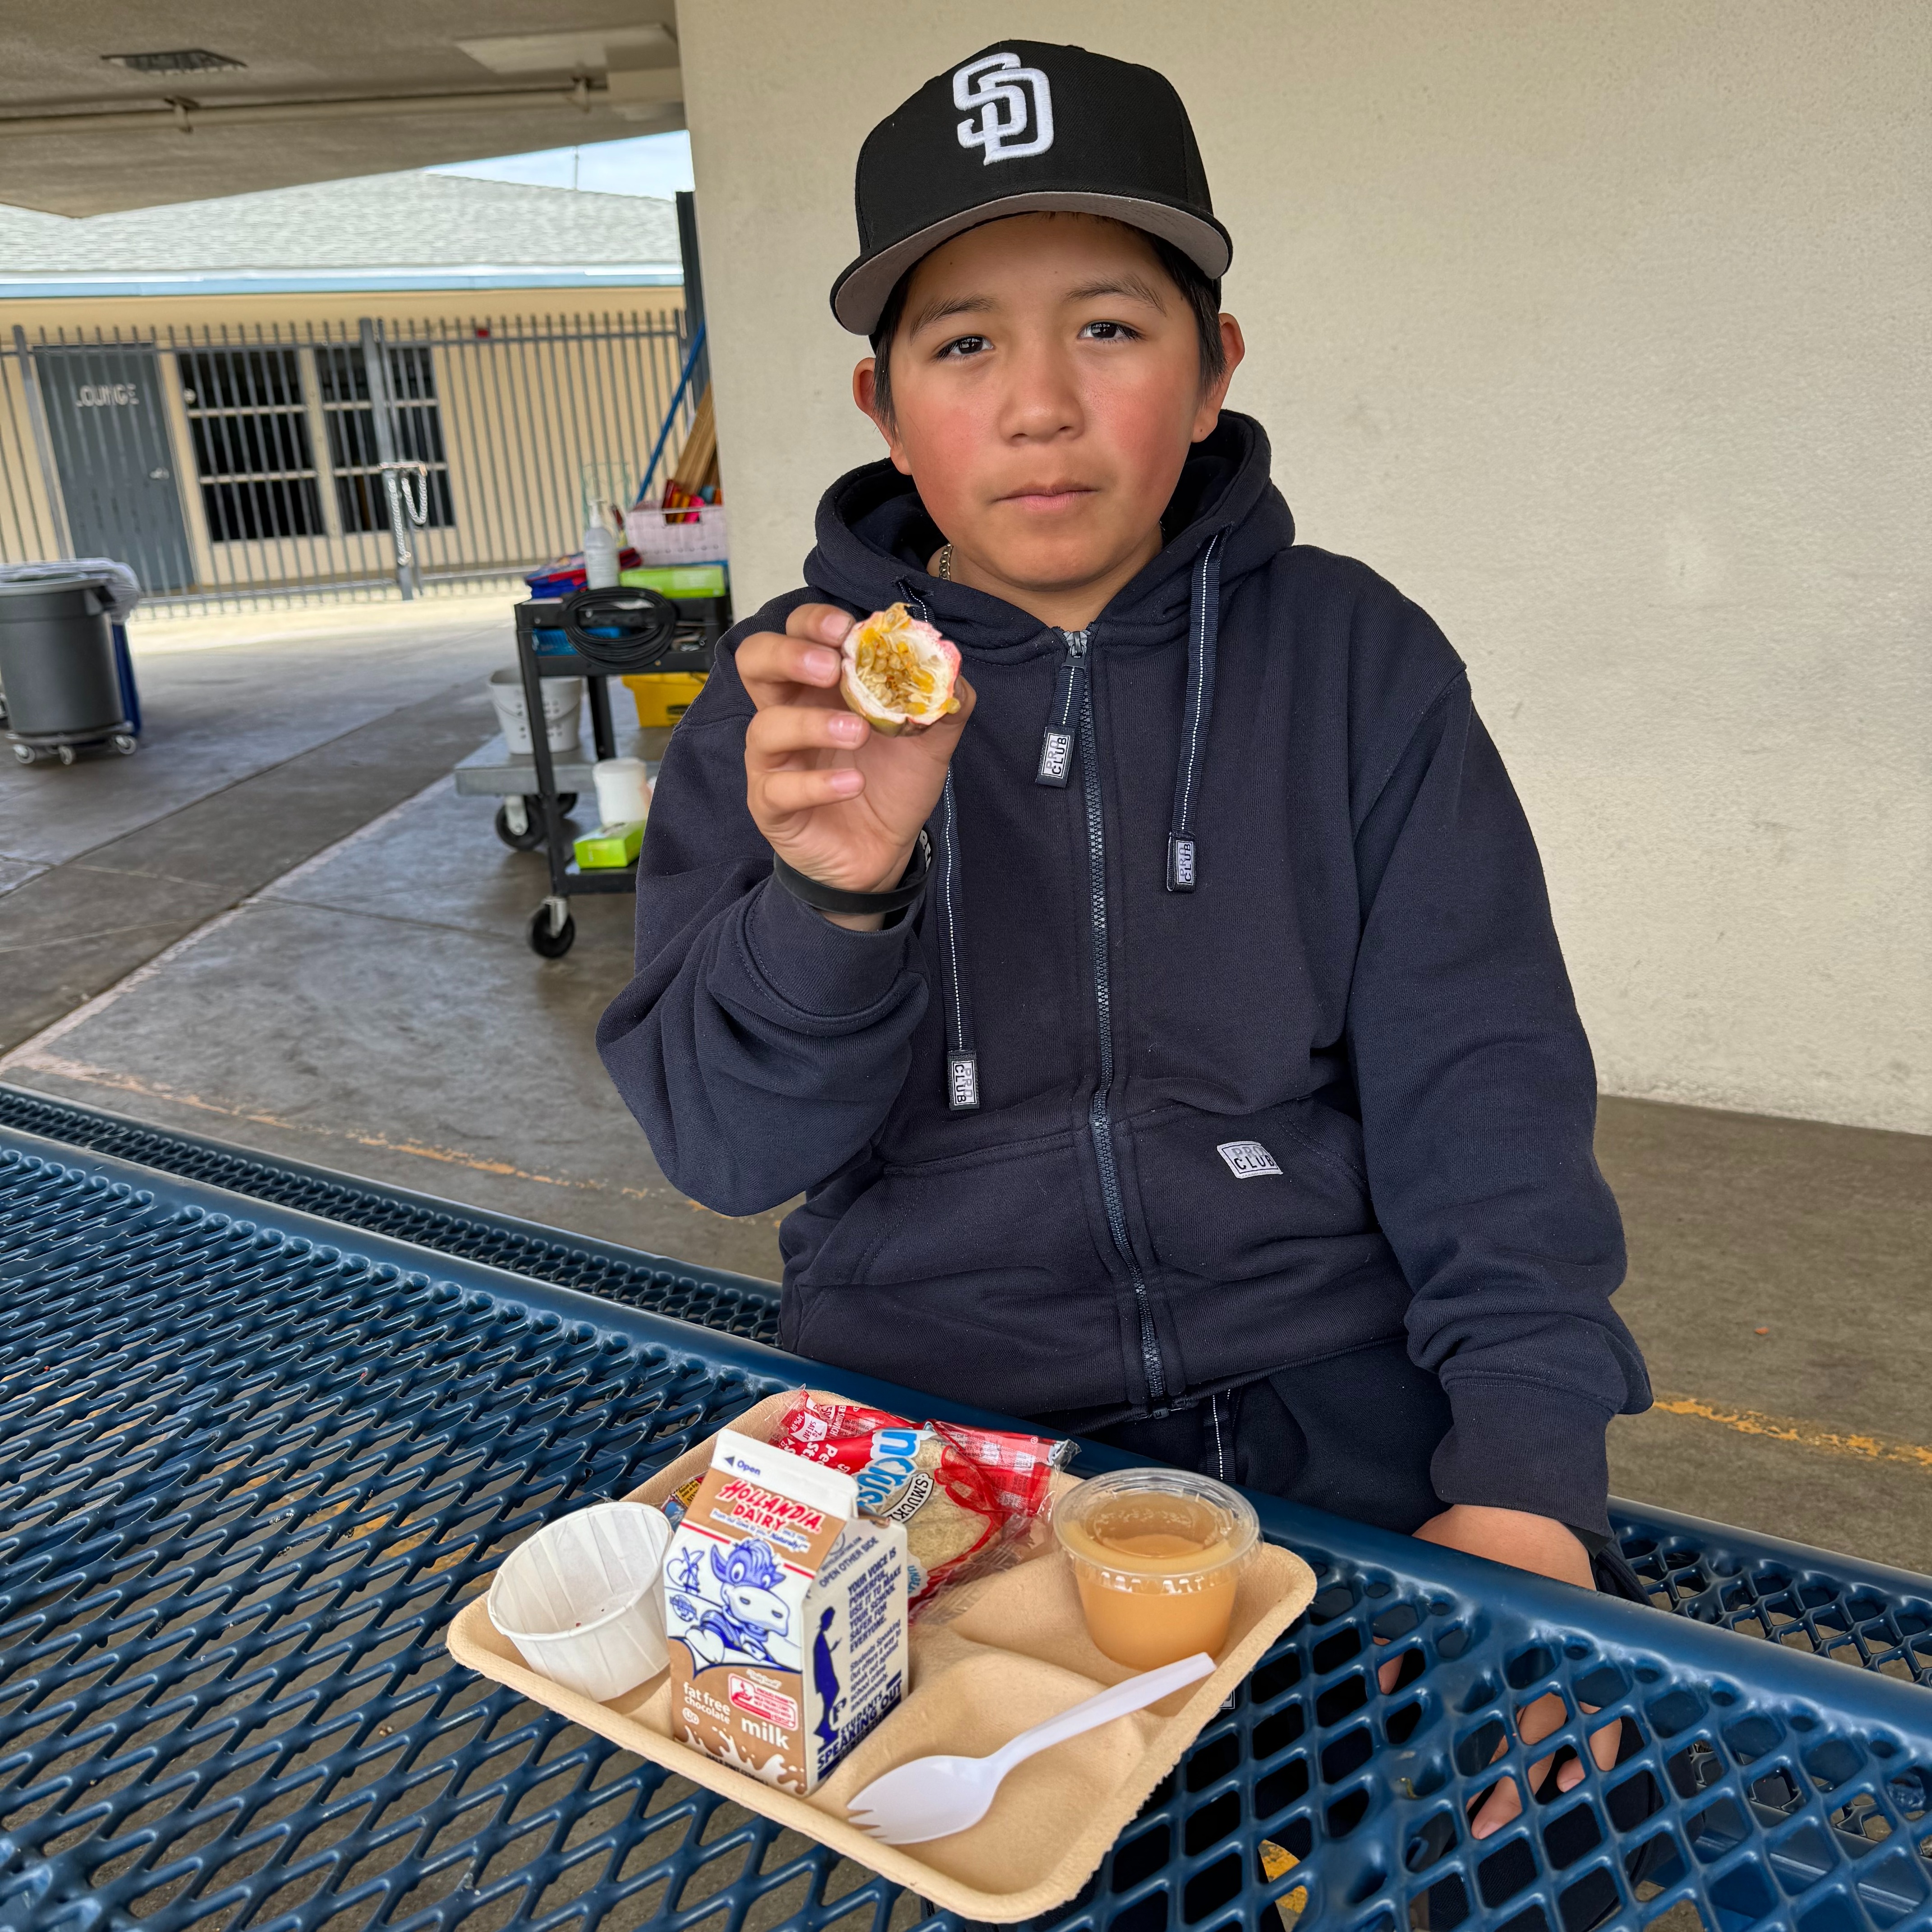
[771,831,931,916]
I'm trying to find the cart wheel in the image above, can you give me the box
[57,744,76,765]
[10,742,35,766]
[529,903,577,958]
[494,799,545,852]
[110,733,138,756]
[556,791,579,814]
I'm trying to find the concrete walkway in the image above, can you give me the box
[0,592,523,1048]
[2,595,1926,1571]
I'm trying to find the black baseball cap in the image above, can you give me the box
[832,41,1231,336]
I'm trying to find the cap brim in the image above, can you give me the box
[830,191,1233,335]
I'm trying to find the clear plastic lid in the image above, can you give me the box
[1054,1467,1259,1592]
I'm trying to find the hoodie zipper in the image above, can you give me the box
[1069,628,1169,1411]
[1035,630,1089,787]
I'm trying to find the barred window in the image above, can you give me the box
[315,345,455,533]
[179,348,324,541]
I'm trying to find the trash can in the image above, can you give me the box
[0,578,135,764]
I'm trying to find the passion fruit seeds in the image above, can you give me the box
[839,603,963,736]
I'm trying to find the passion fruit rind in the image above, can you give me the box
[839,602,963,736]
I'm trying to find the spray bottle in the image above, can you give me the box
[582,500,623,588]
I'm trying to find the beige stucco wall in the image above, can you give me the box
[680,0,1931,1134]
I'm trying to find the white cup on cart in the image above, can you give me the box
[592,756,653,825]
[487,1501,673,1701]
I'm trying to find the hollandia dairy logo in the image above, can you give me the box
[953,52,1054,164]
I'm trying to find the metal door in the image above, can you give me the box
[32,343,196,592]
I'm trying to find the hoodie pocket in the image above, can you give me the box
[1132,1097,1376,1266]
[788,1132,1123,1416]
[1126,1099,1411,1389]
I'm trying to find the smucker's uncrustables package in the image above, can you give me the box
[770,1394,1070,1609]
[663,1430,907,1794]
[663,1395,1072,1615]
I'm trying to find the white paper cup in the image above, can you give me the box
[487,1501,672,1701]
[592,756,652,824]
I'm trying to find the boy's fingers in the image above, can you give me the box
[745,706,868,764]
[785,603,856,646]
[1471,1689,1578,1838]
[755,767,865,814]
[1515,1691,1567,1748]
[1554,1720,1622,1795]
[1467,1711,1527,1839]
[1469,1775,1524,1838]
[737,627,847,706]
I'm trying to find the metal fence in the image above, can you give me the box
[0,309,699,614]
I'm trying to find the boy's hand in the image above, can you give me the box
[1376,1505,1621,1838]
[740,604,975,930]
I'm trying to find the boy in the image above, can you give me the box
[600,41,1649,1826]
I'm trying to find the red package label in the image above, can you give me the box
[728,1674,800,1729]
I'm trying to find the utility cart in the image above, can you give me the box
[455,587,725,957]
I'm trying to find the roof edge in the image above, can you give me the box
[0,266,684,299]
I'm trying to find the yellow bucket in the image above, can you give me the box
[623,672,707,728]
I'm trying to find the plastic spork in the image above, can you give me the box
[844,1651,1215,1845]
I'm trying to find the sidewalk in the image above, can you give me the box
[0,590,518,1046]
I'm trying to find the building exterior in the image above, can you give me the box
[676,0,1928,1138]
[0,172,690,604]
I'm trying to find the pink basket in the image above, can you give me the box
[625,503,727,566]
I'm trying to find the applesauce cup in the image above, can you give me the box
[1055,1468,1260,1670]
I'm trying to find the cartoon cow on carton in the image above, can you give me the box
[667,1537,799,1671]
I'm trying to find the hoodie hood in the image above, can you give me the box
[801,410,1294,656]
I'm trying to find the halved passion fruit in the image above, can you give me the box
[839,602,962,736]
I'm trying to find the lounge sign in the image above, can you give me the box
[75,382,141,407]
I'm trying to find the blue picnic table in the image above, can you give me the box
[3,1089,1929,1932]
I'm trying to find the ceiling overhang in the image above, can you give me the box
[0,4,684,216]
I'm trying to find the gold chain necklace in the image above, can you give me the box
[936,542,954,580]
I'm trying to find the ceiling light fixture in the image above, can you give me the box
[456,26,673,77]
[102,50,247,76]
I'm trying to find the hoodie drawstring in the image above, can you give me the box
[933,769,978,1111]
[897,582,978,1111]
[1166,531,1225,892]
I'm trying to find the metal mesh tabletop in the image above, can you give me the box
[0,1086,782,1344]
[4,1123,1931,1932]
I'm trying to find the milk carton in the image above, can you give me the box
[664,1430,907,1793]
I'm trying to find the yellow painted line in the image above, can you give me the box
[14,1051,784,1229]
[1652,1394,1932,1472]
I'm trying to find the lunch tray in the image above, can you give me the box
[5,1118,1932,1932]
[449,1393,1318,1921]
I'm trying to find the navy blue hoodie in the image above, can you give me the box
[598,414,1651,1535]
